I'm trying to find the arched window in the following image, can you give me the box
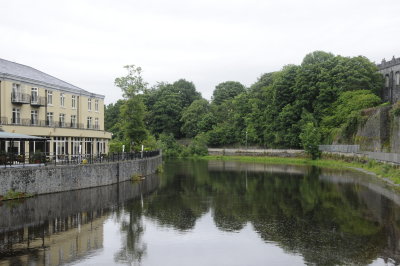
[396,72,400,86]
[385,75,390,87]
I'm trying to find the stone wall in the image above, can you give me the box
[0,155,162,196]
[355,106,390,152]
[208,148,304,157]
[0,174,160,232]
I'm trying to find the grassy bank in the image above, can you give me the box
[0,190,33,201]
[202,155,400,185]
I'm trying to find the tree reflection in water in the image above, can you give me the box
[116,159,400,265]
[114,194,147,265]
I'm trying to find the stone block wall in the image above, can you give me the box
[0,174,160,232]
[0,155,162,196]
[355,106,390,152]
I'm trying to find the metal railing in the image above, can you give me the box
[319,145,400,165]
[319,145,360,153]
[0,150,161,167]
[0,117,100,130]
[11,92,30,104]
[30,96,46,106]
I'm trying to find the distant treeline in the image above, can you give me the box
[105,51,383,157]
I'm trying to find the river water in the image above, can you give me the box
[1,159,400,265]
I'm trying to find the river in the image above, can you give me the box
[1,159,400,265]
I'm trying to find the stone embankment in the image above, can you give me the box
[0,155,162,196]
[208,148,304,157]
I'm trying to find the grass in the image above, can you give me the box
[0,190,33,201]
[131,173,144,182]
[202,155,400,186]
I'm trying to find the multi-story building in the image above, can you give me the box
[0,58,112,157]
[377,56,400,103]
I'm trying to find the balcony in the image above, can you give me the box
[11,92,30,104]
[30,96,46,107]
[0,117,98,130]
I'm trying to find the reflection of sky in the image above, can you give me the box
[73,211,305,266]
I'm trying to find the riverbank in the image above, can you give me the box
[0,154,162,198]
[202,155,400,187]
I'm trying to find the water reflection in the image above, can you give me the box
[142,160,400,265]
[0,174,160,266]
[3,160,400,265]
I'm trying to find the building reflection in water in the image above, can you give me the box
[0,174,160,266]
[0,210,105,266]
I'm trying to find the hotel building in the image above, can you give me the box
[0,58,112,157]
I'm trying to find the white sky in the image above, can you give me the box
[1,0,399,104]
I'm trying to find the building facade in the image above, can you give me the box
[0,58,111,157]
[377,56,400,103]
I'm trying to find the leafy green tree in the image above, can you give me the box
[212,81,246,105]
[105,99,126,139]
[322,90,381,129]
[300,122,321,160]
[249,72,277,93]
[120,97,148,143]
[115,65,148,98]
[114,65,148,144]
[181,99,210,138]
[187,133,208,156]
[172,79,202,107]
[144,80,202,138]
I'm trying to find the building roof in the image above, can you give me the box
[0,131,48,140]
[0,58,104,99]
[377,56,400,70]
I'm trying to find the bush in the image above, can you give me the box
[187,133,208,156]
[157,133,183,158]
[300,122,321,160]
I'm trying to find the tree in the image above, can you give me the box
[172,79,202,108]
[120,96,148,144]
[114,65,148,144]
[105,99,126,139]
[115,65,148,99]
[144,80,202,138]
[181,99,210,138]
[212,81,246,105]
[300,122,321,160]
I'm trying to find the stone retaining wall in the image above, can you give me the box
[0,155,162,196]
[208,148,304,157]
[0,174,160,232]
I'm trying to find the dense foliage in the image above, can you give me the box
[105,51,384,158]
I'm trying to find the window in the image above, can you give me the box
[396,72,400,86]
[94,118,99,129]
[95,99,99,112]
[47,112,54,126]
[87,117,92,129]
[12,84,21,102]
[47,91,53,105]
[88,98,92,111]
[31,88,38,103]
[72,137,82,155]
[31,110,38,125]
[12,108,20,124]
[385,75,390,88]
[72,95,76,109]
[12,83,21,94]
[60,93,65,107]
[55,137,66,156]
[59,113,65,127]
[71,115,77,128]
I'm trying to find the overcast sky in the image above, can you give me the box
[1,0,399,104]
